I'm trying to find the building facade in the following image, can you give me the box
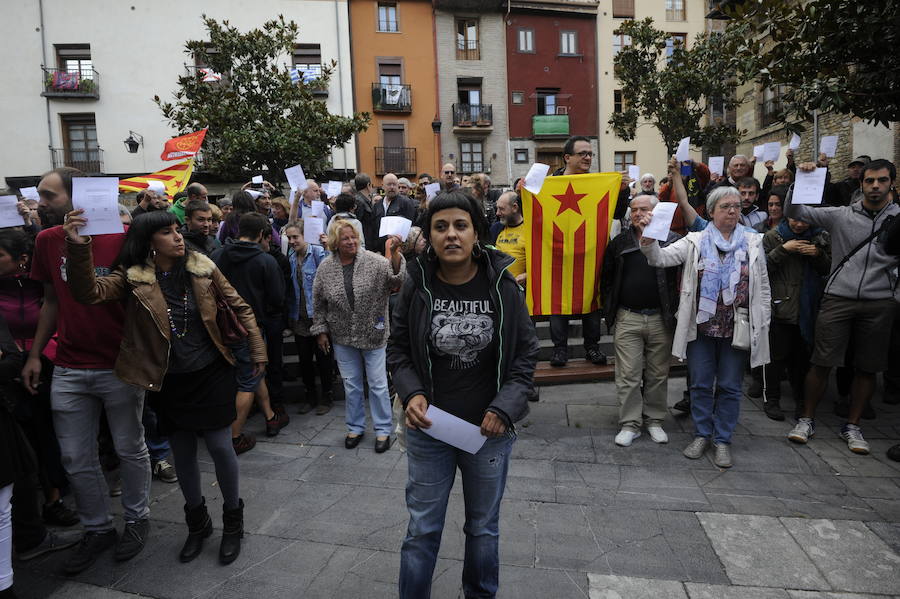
[433,2,510,185]
[506,0,599,183]
[348,0,439,186]
[1,0,357,191]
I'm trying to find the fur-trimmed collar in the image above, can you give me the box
[125,251,216,285]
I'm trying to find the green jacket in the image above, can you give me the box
[169,198,187,224]
[763,226,831,324]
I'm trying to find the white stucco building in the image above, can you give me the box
[1,0,356,190]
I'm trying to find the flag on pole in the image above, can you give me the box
[289,68,301,84]
[522,172,621,316]
[160,129,207,161]
[118,159,196,199]
[198,67,221,83]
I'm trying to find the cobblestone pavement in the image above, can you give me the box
[13,375,900,598]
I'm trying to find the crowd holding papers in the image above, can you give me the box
[789,133,802,151]
[284,164,308,192]
[71,177,124,236]
[303,216,324,245]
[19,187,39,202]
[763,142,781,163]
[524,163,550,195]
[421,405,488,454]
[708,157,725,177]
[0,196,25,228]
[251,175,264,185]
[792,168,828,205]
[753,145,765,161]
[819,135,839,158]
[424,182,440,200]
[379,216,412,240]
[628,165,640,182]
[675,137,691,162]
[310,200,326,219]
[642,203,677,242]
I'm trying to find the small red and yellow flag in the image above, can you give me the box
[522,172,621,316]
[118,158,195,199]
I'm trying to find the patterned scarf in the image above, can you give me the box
[697,223,748,323]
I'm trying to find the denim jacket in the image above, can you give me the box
[289,244,328,320]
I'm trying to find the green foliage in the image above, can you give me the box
[724,0,900,130]
[155,15,369,182]
[609,18,752,158]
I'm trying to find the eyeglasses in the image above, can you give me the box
[444,170,455,175]
[574,151,594,158]
[717,203,742,212]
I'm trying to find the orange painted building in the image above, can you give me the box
[348,0,440,185]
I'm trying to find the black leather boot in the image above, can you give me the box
[179,498,213,563]
[219,499,244,565]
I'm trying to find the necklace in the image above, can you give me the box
[166,289,190,339]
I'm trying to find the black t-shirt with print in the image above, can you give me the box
[429,266,499,426]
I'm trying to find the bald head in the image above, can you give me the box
[383,173,399,198]
[442,163,457,186]
[496,190,522,226]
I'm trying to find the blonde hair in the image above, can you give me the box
[326,217,359,252]
[271,196,291,217]
[209,203,222,223]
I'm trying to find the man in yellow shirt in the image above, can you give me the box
[494,191,527,285]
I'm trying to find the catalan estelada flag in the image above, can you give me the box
[118,158,195,199]
[522,172,621,316]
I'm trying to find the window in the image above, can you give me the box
[560,31,577,55]
[711,95,725,122]
[61,113,101,172]
[460,141,484,173]
[614,151,636,172]
[612,0,634,18]
[665,33,687,62]
[759,86,785,127]
[666,0,686,21]
[612,34,632,55]
[293,44,322,82]
[456,19,480,60]
[614,90,623,113]
[377,3,398,32]
[518,28,534,53]
[537,91,558,116]
[56,45,93,79]
[511,91,525,105]
[514,149,529,163]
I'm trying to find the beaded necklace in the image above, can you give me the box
[157,271,189,339]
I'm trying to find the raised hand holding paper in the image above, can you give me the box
[792,168,827,205]
[311,200,326,218]
[379,216,412,240]
[284,164,308,192]
[523,163,550,195]
[0,196,25,228]
[19,187,39,202]
[422,405,487,454]
[708,156,725,177]
[763,142,781,163]
[675,137,691,162]
[424,182,440,200]
[251,175,264,184]
[789,133,801,151]
[753,145,765,161]
[627,165,641,182]
[303,216,325,245]
[71,177,124,236]
[146,180,166,194]
[642,203,677,242]
[819,135,838,158]
[326,181,342,198]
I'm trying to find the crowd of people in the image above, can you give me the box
[0,133,898,598]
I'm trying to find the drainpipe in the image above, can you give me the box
[346,0,361,177]
[335,0,350,178]
[432,4,442,173]
[812,109,819,160]
[39,0,53,168]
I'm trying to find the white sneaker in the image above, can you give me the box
[647,425,669,444]
[615,429,641,447]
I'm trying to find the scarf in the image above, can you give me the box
[776,219,824,346]
[697,223,748,323]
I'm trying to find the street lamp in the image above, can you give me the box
[124,131,144,154]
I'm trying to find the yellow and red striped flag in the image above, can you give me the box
[522,172,621,316]
[118,158,195,199]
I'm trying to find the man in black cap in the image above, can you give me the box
[826,155,870,207]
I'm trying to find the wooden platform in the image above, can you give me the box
[535,357,686,385]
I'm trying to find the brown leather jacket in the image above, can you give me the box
[65,240,267,391]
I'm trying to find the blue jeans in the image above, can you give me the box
[332,343,392,436]
[686,334,748,445]
[400,427,515,599]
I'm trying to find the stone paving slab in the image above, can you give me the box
[684,582,791,598]
[588,574,687,599]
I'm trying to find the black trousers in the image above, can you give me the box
[264,317,285,404]
[765,322,810,401]
[295,334,333,403]
[549,310,603,350]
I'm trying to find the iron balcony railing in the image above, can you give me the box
[372,83,412,112]
[452,103,493,127]
[375,147,416,176]
[51,147,104,174]
[41,67,99,99]
[456,39,480,60]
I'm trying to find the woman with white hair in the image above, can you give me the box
[637,185,771,468]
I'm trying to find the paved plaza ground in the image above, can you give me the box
[12,374,900,598]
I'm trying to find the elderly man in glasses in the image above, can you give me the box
[441,163,458,191]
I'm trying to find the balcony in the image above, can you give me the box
[372,83,411,113]
[41,67,99,99]
[456,40,480,61]
[452,104,493,134]
[532,114,570,138]
[375,147,416,176]
[51,147,104,174]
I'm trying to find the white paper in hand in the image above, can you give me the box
[246,189,262,200]
[379,216,412,240]
[642,203,677,242]
[753,145,765,161]
[675,137,691,162]
[0,196,25,228]
[146,180,166,194]
[627,165,641,182]
[303,216,325,245]
[284,164,308,192]
[708,156,725,176]
[19,187,39,202]
[71,178,124,236]
[792,168,828,205]
[422,405,487,454]
[523,163,550,195]
[425,182,440,200]
[819,135,838,158]
[326,181,342,198]
[251,175,264,184]
[310,200,326,219]
[789,133,801,151]
[763,142,781,162]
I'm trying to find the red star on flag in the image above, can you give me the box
[553,183,588,216]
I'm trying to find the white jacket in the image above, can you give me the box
[640,230,772,368]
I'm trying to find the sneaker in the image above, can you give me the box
[42,499,80,527]
[713,443,733,468]
[62,530,117,575]
[788,418,815,444]
[152,459,178,484]
[887,443,900,462]
[114,519,150,562]
[647,426,668,444]
[16,529,82,561]
[682,437,710,459]
[673,397,691,413]
[232,433,257,455]
[549,347,567,368]
[833,396,849,418]
[614,429,640,447]
[527,388,540,403]
[840,423,870,455]
[586,346,607,365]
[266,410,289,437]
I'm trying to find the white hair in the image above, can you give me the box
[640,173,656,183]
[706,186,741,214]
[630,193,659,209]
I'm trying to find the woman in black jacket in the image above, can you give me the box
[388,190,539,599]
